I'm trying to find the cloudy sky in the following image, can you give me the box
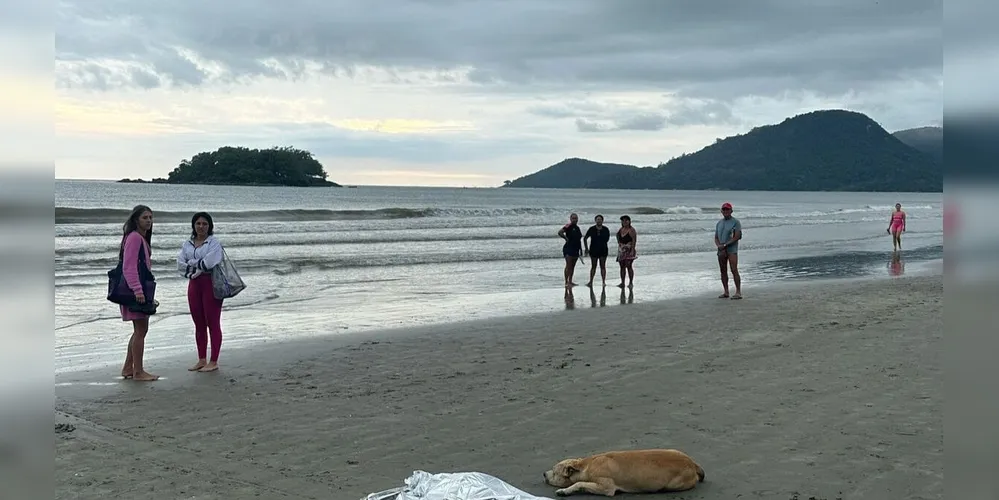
[47,0,947,187]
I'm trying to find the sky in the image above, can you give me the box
[34,0,964,186]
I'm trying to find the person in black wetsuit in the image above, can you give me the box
[616,215,638,288]
[557,213,584,287]
[583,214,611,287]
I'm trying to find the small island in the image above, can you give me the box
[118,146,341,187]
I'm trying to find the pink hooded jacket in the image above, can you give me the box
[122,231,151,295]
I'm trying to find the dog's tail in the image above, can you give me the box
[695,462,705,482]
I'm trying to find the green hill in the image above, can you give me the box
[503,158,648,189]
[505,109,942,192]
[118,146,341,187]
[893,126,942,164]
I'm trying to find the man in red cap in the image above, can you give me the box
[714,202,743,299]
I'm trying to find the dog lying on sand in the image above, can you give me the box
[542,448,705,497]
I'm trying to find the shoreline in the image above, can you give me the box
[57,273,942,499]
[55,259,940,381]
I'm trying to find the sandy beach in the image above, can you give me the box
[55,274,942,500]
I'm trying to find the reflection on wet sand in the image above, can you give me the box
[564,287,575,310]
[889,251,905,277]
[620,286,634,305]
[590,286,607,308]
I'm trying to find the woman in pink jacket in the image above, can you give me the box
[119,205,159,381]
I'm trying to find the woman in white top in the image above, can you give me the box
[177,212,225,372]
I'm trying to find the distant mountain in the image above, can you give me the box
[502,159,647,189]
[893,126,942,164]
[504,109,942,192]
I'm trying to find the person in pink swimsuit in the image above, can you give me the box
[119,205,159,381]
[887,203,906,251]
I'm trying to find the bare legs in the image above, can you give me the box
[564,256,579,287]
[892,230,903,251]
[123,318,158,381]
[121,335,134,378]
[718,252,741,299]
[586,256,607,287]
[617,261,634,288]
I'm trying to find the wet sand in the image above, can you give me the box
[56,274,942,499]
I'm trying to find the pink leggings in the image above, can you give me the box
[188,274,223,362]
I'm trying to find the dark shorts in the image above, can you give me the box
[563,246,581,258]
[589,248,608,259]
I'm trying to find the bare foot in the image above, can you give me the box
[198,362,219,372]
[188,360,207,371]
[121,371,133,379]
[585,281,593,287]
[730,293,743,300]
[718,293,729,299]
[132,371,159,381]
[617,283,625,288]
[569,282,578,287]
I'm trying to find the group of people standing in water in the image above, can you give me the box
[115,204,229,382]
[557,205,743,299]
[557,201,910,299]
[556,212,640,290]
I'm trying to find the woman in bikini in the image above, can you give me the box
[615,215,637,288]
[887,203,906,251]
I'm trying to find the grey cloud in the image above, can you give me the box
[540,96,737,133]
[614,113,667,132]
[667,101,737,127]
[574,113,666,133]
[574,119,608,133]
[56,0,942,102]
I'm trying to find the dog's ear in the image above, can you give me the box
[564,459,582,476]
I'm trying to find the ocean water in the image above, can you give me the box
[54,180,943,375]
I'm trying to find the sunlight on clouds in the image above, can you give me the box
[56,98,198,136]
[331,118,476,134]
[350,169,498,187]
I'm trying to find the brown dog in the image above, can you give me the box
[542,448,705,497]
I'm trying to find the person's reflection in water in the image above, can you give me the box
[564,287,576,310]
[589,285,607,308]
[619,286,634,305]
[889,251,905,277]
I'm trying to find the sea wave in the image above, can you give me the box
[54,206,559,224]
[55,231,903,280]
[57,218,854,256]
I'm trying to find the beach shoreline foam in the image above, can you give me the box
[57,272,942,499]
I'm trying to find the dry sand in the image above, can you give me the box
[56,275,942,500]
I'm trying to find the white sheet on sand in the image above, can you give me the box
[361,470,554,500]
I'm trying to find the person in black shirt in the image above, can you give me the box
[557,213,584,287]
[583,214,611,287]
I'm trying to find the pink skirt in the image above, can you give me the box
[616,245,637,263]
[120,304,149,321]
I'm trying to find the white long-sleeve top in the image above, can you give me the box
[177,235,224,279]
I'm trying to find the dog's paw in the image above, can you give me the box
[555,488,570,496]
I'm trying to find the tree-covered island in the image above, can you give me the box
[118,146,341,187]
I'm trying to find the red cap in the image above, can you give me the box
[721,202,733,210]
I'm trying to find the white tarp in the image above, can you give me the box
[361,470,554,500]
